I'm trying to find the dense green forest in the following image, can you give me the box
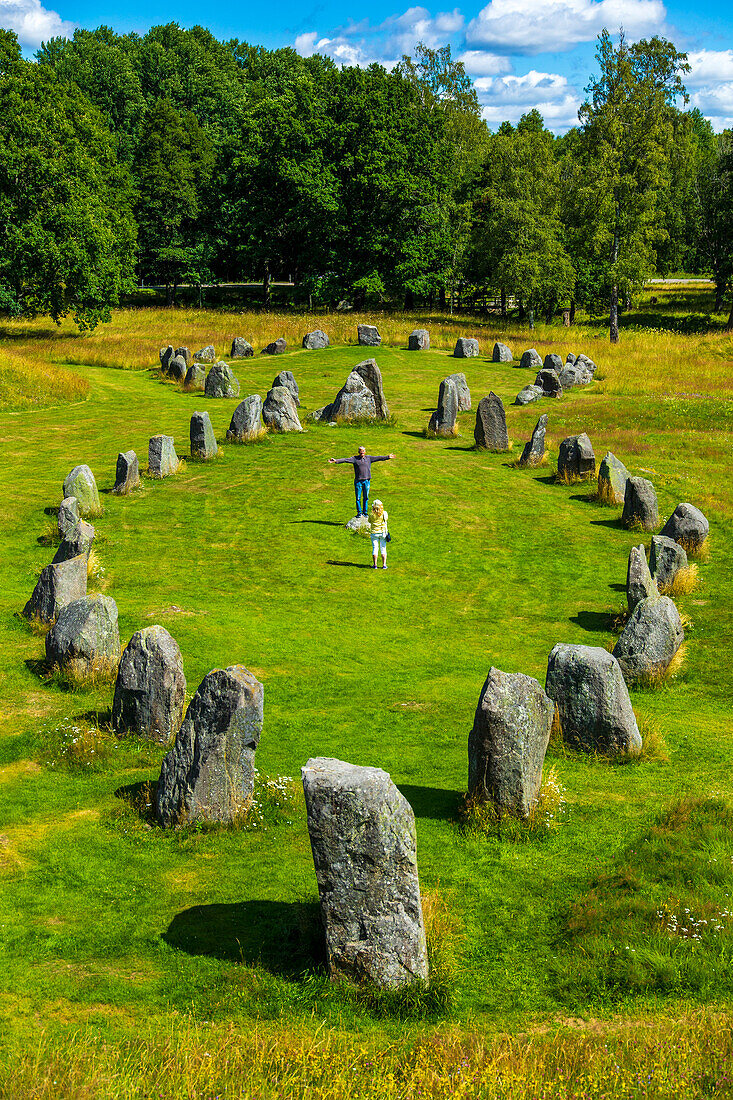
[1,23,732,336]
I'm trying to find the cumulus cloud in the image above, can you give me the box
[458,49,513,75]
[686,50,733,87]
[477,70,581,129]
[466,0,666,54]
[689,84,733,131]
[0,0,75,47]
[294,5,464,68]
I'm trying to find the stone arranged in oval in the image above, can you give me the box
[272,370,299,407]
[302,330,329,350]
[357,324,381,347]
[545,643,641,755]
[113,451,140,495]
[62,465,100,517]
[263,386,303,432]
[112,625,186,744]
[454,336,479,358]
[23,554,87,624]
[612,594,684,681]
[227,395,264,442]
[205,362,240,399]
[626,544,655,612]
[428,376,459,436]
[190,411,217,460]
[622,476,659,531]
[650,534,688,590]
[660,502,709,552]
[519,414,547,467]
[557,433,595,480]
[408,328,429,350]
[45,594,120,681]
[474,392,508,450]
[148,435,178,478]
[597,451,629,504]
[231,337,254,359]
[492,341,512,362]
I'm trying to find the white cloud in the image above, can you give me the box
[458,49,513,75]
[466,0,666,54]
[0,0,75,47]
[690,84,733,129]
[294,5,465,68]
[686,50,733,87]
[477,70,581,129]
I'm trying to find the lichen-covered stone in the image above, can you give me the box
[62,465,100,516]
[45,594,120,680]
[190,411,217,459]
[557,433,595,480]
[148,435,178,478]
[23,555,87,623]
[519,349,542,370]
[474,392,508,450]
[545,643,641,754]
[168,354,187,381]
[408,329,429,350]
[52,520,95,564]
[514,384,543,406]
[447,372,471,411]
[58,496,81,539]
[428,376,459,436]
[205,362,240,399]
[113,450,140,495]
[194,345,216,363]
[262,386,303,431]
[543,353,563,372]
[454,337,479,358]
[492,342,513,362]
[519,414,547,467]
[231,337,254,359]
[612,595,684,681]
[622,477,659,531]
[112,625,186,744]
[272,370,300,406]
[627,544,655,612]
[184,364,206,391]
[660,502,709,552]
[262,338,287,355]
[535,368,562,399]
[597,451,629,504]
[650,535,688,589]
[227,395,263,442]
[357,324,381,347]
[175,347,191,367]
[159,346,174,371]
[303,330,329,350]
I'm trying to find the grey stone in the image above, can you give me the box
[534,368,562,399]
[612,595,684,681]
[113,450,140,495]
[557,433,595,480]
[52,520,95,564]
[468,667,553,817]
[174,347,191,367]
[514,384,544,406]
[159,345,174,371]
[194,345,216,363]
[519,414,548,467]
[345,514,371,532]
[336,300,352,311]
[543,353,563,372]
[156,665,263,827]
[622,477,659,531]
[627,544,655,612]
[357,324,381,347]
[520,349,542,370]
[566,353,577,365]
[660,502,709,552]
[474,393,508,451]
[231,337,254,359]
[558,362,593,389]
[326,374,374,421]
[262,338,287,356]
[428,377,459,436]
[492,342,513,363]
[447,372,471,411]
[354,358,389,419]
[262,386,303,432]
[205,362,240,399]
[597,451,629,504]
[184,364,206,391]
[408,329,429,351]
[45,594,120,680]
[167,355,187,381]
[227,395,263,442]
[62,465,100,517]
[23,555,87,623]
[650,535,688,590]
[545,643,641,755]
[58,496,81,539]
[302,757,428,988]
[272,370,300,406]
[148,435,178,478]
[190,411,217,460]
[303,330,329,350]
[112,625,186,744]
[454,337,479,358]
[575,353,598,376]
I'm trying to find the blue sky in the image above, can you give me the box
[4,0,733,131]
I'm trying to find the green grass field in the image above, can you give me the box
[1,291,733,1097]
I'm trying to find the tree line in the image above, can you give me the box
[0,24,732,337]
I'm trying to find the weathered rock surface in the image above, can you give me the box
[520,349,542,370]
[354,358,389,418]
[493,342,513,363]
[23,555,87,623]
[447,372,471,411]
[168,355,187,381]
[357,324,381,347]
[62,465,100,516]
[622,476,659,531]
[205,362,240,399]
[190,411,217,460]
[468,667,553,817]
[575,353,598,376]
[613,595,684,681]
[545,643,641,754]
[543,353,563,372]
[156,665,263,826]
[262,338,287,355]
[159,345,174,371]
[428,377,459,436]
[174,347,191,367]
[408,329,429,351]
[194,345,216,363]
[559,361,593,389]
[112,625,186,744]
[514,384,544,406]
[535,368,562,399]
[52,520,95,564]
[345,514,371,532]
[272,370,300,406]
[597,451,629,504]
[227,395,263,442]
[627,544,655,612]
[231,337,254,359]
[557,433,595,480]
[302,757,429,988]
[474,393,508,450]
[148,435,178,478]
[45,594,120,680]
[262,386,303,431]
[519,414,548,467]
[184,364,206,391]
[660,502,709,552]
[303,330,329,350]
[566,353,577,365]
[113,450,140,495]
[650,534,688,589]
[58,497,81,539]
[454,337,479,358]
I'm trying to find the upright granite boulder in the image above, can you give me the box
[312,358,389,423]
[58,497,81,539]
[194,345,216,363]
[357,324,381,347]
[205,362,240,399]
[167,355,187,381]
[227,395,264,442]
[428,377,459,436]
[520,349,542,370]
[650,534,688,589]
[613,595,684,681]
[262,338,287,356]
[148,435,178,478]
[622,477,659,531]
[159,346,174,372]
[113,451,140,495]
[627,544,655,612]
[559,361,593,389]
[492,342,513,363]
[557,433,595,480]
[597,451,629,504]
[543,353,563,372]
[174,347,191,367]
[45,595,120,680]
[62,465,100,517]
[302,757,429,988]
[474,393,508,450]
[354,358,389,418]
[303,330,329,350]
[231,337,254,359]
[272,370,299,406]
[184,364,206,391]
[468,667,553,817]
[660,502,709,552]
[262,386,303,432]
[545,644,641,755]
[534,368,562,399]
[52,520,94,564]
[447,372,471,411]
[112,625,186,744]
[156,665,263,827]
[519,414,548,467]
[514,384,544,406]
[408,329,429,350]
[23,555,87,623]
[190,411,217,460]
[454,337,479,358]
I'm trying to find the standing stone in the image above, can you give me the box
[194,345,217,363]
[627,544,655,612]
[660,503,709,552]
[262,338,287,355]
[148,435,178,478]
[302,757,428,988]
[534,368,562,399]
[262,387,303,431]
[58,496,81,539]
[167,355,187,381]
[326,374,374,421]
[227,395,264,442]
[303,330,329,350]
[454,337,479,358]
[575,353,598,377]
[612,596,684,681]
[428,377,459,436]
[159,346,174,371]
[174,347,191,367]
[184,364,206,391]
[543,353,563,372]
[52,520,95,564]
[474,393,508,451]
[354,358,389,419]
[514,384,544,406]
[468,667,553,817]
[545,644,641,755]
[622,477,659,531]
[112,626,186,744]
[519,414,548,468]
[408,329,429,351]
[492,342,513,362]
[558,361,593,389]
[520,349,542,370]
[156,665,263,827]
[447,372,471,411]
[190,411,217,460]
[649,535,688,590]
[113,451,140,495]
[62,465,100,516]
[45,595,120,680]
[272,370,299,406]
[23,555,87,623]
[557,433,595,480]
[566,353,577,365]
[597,451,629,504]
[357,324,381,347]
[231,337,254,359]
[205,362,240,399]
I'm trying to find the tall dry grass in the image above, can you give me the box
[0,348,89,410]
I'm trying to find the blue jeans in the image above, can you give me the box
[354,479,370,516]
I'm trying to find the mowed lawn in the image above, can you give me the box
[1,319,733,1092]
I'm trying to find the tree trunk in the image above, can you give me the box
[528,309,535,331]
[569,300,575,325]
[715,280,725,313]
[439,286,446,311]
[428,290,434,308]
[544,301,554,325]
[165,282,173,307]
[518,297,525,320]
[262,263,271,305]
[610,285,619,344]
[726,297,733,332]
[500,289,506,317]
[404,288,414,311]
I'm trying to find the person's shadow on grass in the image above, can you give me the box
[326,560,374,568]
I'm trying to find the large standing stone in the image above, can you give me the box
[323,374,375,421]
[660,503,709,552]
[156,665,263,827]
[112,625,186,744]
[545,644,641,755]
[52,520,95,564]
[205,362,240,399]
[454,337,479,358]
[303,330,329,350]
[262,338,287,355]
[302,757,428,988]
[23,555,87,623]
[272,370,300,406]
[612,595,684,681]
[559,361,593,389]
[649,535,688,590]
[428,377,459,436]
[514,384,544,406]
[474,393,508,450]
[184,364,206,391]
[543,353,563,372]
[231,337,254,359]
[520,349,542,370]
[227,395,264,442]
[159,346,174,371]
[354,358,389,418]
[557,433,595,480]
[575,353,598,377]
[262,386,303,431]
[519,414,548,467]
[190,411,217,460]
[357,324,381,347]
[167,355,187,381]
[627,544,655,612]
[597,451,629,504]
[62,465,100,516]
[45,595,120,680]
[534,368,562,399]
[58,496,81,539]
[148,435,178,478]
[468,667,553,817]
[622,477,659,531]
[447,372,471,411]
[492,342,513,363]
[174,347,191,367]
[194,345,216,363]
[113,451,140,495]
[408,329,429,351]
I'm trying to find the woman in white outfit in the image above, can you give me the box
[369,499,389,569]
